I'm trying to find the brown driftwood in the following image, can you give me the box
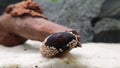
[0,0,80,47]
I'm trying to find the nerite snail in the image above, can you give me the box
[40,32,81,58]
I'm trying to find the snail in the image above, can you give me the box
[40,32,81,58]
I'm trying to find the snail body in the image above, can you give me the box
[40,32,81,58]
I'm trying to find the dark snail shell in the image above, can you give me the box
[40,32,81,58]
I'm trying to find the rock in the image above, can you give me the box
[0,0,22,15]
[99,0,120,19]
[91,0,120,27]
[34,0,105,43]
[93,18,120,43]
[0,40,120,68]
[91,0,120,43]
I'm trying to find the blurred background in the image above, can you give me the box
[0,0,120,43]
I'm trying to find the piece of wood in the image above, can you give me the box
[0,14,78,42]
[0,14,77,46]
[0,0,80,46]
[0,25,27,47]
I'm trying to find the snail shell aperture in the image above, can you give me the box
[40,32,81,58]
